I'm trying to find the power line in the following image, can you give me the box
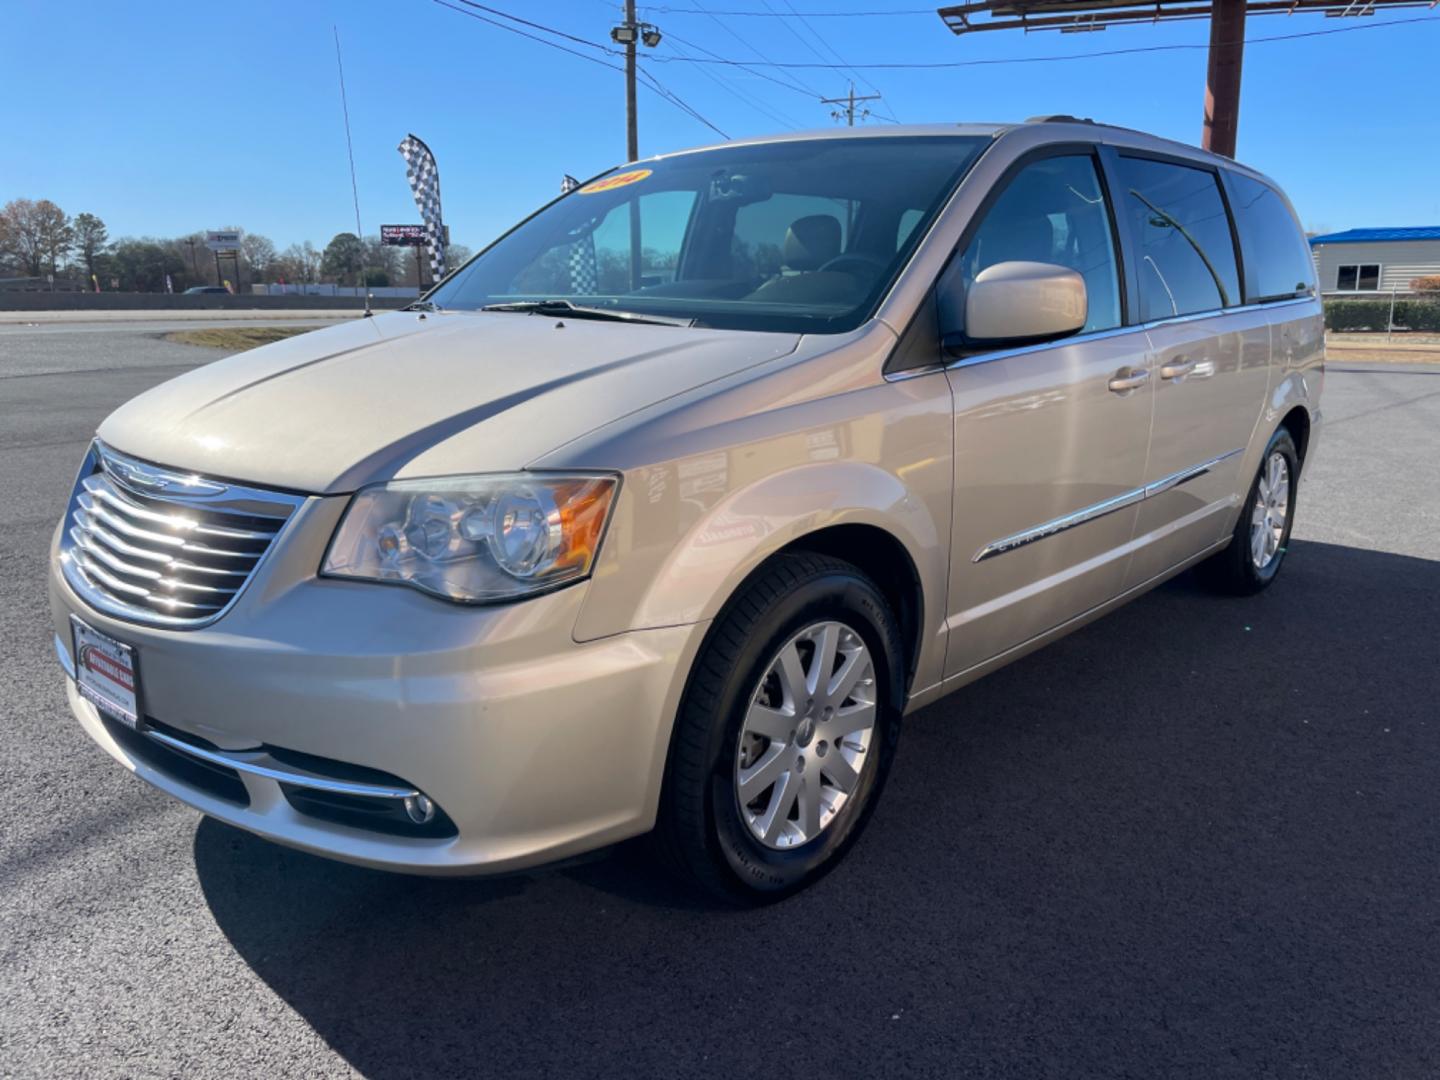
[636,63,732,137]
[663,34,805,129]
[431,0,730,139]
[645,12,1440,69]
[647,5,936,14]
[449,0,613,51]
[683,0,828,96]
[662,28,820,98]
[433,0,625,72]
[758,0,888,117]
[772,0,902,122]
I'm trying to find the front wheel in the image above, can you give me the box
[1198,426,1300,595]
[653,553,905,903]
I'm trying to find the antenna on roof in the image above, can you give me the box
[333,26,372,318]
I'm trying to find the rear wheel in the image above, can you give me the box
[654,553,904,903]
[1198,427,1300,595]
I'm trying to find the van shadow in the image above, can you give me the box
[195,539,1440,1079]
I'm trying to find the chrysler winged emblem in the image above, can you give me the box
[98,444,228,497]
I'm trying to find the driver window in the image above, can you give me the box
[959,154,1121,333]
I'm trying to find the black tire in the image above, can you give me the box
[1198,426,1300,595]
[652,553,905,904]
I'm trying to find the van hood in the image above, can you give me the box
[98,311,800,493]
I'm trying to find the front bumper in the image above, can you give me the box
[50,502,706,876]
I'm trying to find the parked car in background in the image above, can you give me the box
[50,119,1322,901]
[181,285,229,295]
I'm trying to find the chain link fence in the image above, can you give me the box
[1324,288,1440,338]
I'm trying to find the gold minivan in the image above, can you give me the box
[51,119,1322,900]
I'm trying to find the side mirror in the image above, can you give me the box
[943,261,1087,352]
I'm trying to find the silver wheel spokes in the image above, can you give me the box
[735,620,877,850]
[1250,451,1290,569]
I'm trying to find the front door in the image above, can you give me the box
[943,151,1154,678]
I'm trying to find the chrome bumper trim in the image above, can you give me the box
[55,632,76,678]
[56,634,419,801]
[142,731,422,800]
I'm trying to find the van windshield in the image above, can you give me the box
[429,135,990,335]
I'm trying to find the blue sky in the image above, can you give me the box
[3,0,1437,252]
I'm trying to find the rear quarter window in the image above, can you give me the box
[1226,172,1316,303]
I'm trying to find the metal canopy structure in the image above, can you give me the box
[936,0,1437,157]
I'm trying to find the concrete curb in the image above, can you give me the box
[1326,338,1440,355]
[1329,363,1440,375]
[0,310,365,325]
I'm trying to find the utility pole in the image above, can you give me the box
[822,82,880,127]
[611,6,663,289]
[624,0,639,162]
[1202,0,1246,158]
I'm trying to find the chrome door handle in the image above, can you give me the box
[1107,367,1150,394]
[1159,358,1197,380]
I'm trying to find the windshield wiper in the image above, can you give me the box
[481,299,693,327]
[404,299,443,312]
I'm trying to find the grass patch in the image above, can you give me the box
[164,325,315,350]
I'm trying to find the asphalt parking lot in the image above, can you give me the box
[2,320,1437,1079]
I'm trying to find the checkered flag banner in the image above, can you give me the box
[398,134,446,281]
[561,174,597,295]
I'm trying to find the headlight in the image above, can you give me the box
[321,473,618,603]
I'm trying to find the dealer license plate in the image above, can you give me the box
[71,616,143,730]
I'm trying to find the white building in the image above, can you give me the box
[1309,226,1440,296]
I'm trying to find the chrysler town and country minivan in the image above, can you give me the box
[51,120,1323,900]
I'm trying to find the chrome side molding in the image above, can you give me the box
[972,488,1145,562]
[1143,447,1242,499]
[973,448,1244,562]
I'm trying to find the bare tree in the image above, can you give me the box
[241,233,277,282]
[1,198,73,277]
[275,241,321,285]
[0,212,15,276]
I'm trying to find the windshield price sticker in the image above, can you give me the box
[579,169,652,195]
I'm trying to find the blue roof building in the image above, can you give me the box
[1309,226,1440,294]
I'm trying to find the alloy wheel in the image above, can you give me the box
[734,620,877,850]
[1250,450,1290,569]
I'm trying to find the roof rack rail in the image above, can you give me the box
[1026,114,1096,124]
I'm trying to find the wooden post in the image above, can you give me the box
[1202,0,1246,158]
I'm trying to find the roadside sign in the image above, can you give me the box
[205,230,241,252]
[381,224,428,247]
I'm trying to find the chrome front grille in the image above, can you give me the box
[60,442,305,628]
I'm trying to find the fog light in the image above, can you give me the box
[403,794,436,824]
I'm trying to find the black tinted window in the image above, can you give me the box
[1115,157,1240,321]
[957,154,1121,333]
[1227,172,1314,302]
